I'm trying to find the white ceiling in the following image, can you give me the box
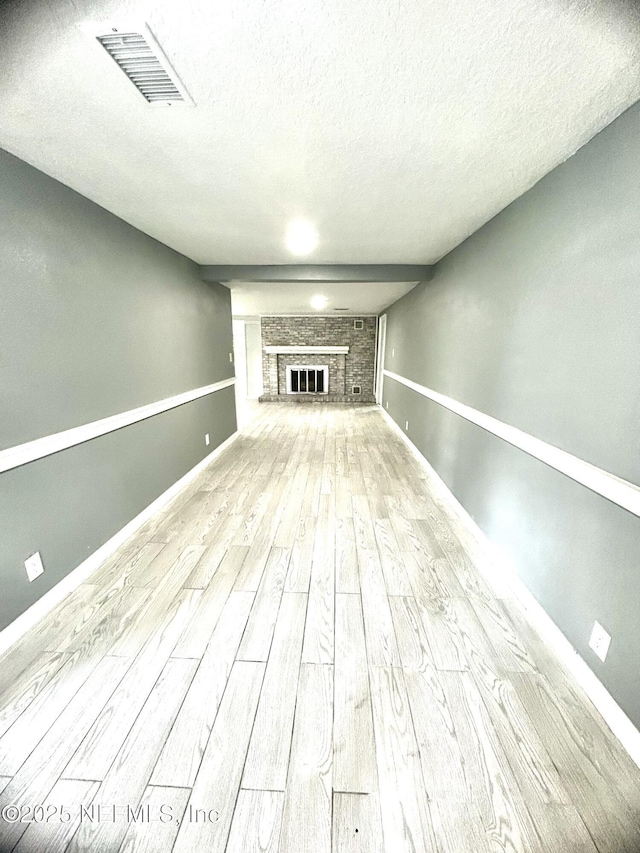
[228,280,418,316]
[1,0,640,272]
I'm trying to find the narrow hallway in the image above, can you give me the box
[0,404,638,853]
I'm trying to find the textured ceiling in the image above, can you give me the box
[1,0,640,268]
[228,280,418,316]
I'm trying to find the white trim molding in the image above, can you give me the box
[0,429,239,658]
[384,369,640,518]
[264,345,349,355]
[0,377,235,475]
[380,405,640,770]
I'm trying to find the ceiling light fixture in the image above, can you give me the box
[311,295,328,310]
[286,219,319,256]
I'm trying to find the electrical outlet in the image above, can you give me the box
[589,620,611,662]
[205,433,210,446]
[392,348,395,357]
[229,352,233,362]
[385,401,389,410]
[405,420,409,431]
[25,551,45,582]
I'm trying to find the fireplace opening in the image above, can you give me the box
[286,365,328,394]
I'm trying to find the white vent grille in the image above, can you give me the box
[93,24,194,107]
[353,319,364,330]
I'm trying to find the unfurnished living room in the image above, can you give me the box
[1,1,640,851]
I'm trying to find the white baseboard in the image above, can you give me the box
[379,406,640,770]
[0,430,239,658]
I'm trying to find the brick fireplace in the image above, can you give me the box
[259,316,376,402]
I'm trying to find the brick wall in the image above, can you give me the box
[260,316,376,402]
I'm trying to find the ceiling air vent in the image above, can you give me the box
[91,23,194,107]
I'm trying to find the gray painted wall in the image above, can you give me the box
[0,148,236,630]
[383,100,640,727]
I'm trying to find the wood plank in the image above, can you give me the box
[172,545,248,658]
[64,588,201,781]
[351,495,377,551]
[102,543,205,663]
[53,580,150,654]
[274,473,306,549]
[13,778,100,853]
[172,661,265,853]
[279,663,333,853]
[414,595,468,671]
[335,476,354,519]
[468,592,538,673]
[405,666,469,801]
[402,549,456,599]
[373,518,413,596]
[234,512,280,592]
[0,582,109,685]
[0,649,66,739]
[151,591,255,787]
[368,665,436,853]
[65,657,197,853]
[85,585,154,657]
[429,801,492,853]
[90,541,166,589]
[357,545,401,667]
[128,541,206,589]
[334,595,377,794]
[225,789,284,853]
[525,803,600,853]
[285,515,316,593]
[237,548,290,661]
[335,516,359,594]
[511,672,640,853]
[242,593,307,790]
[302,494,335,664]
[417,517,495,603]
[0,655,131,852]
[389,595,434,670]
[119,785,191,853]
[332,793,383,853]
[184,513,245,588]
[439,671,542,853]
[0,614,142,775]
[464,651,569,805]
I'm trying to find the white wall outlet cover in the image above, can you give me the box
[392,348,395,357]
[386,401,389,409]
[205,433,210,446]
[589,620,612,662]
[25,551,45,582]
[229,352,233,362]
[405,421,409,430]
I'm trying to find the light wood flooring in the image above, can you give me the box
[1,402,639,853]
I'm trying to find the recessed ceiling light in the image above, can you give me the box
[286,219,319,256]
[311,295,328,310]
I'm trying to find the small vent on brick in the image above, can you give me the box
[352,385,362,395]
[353,319,364,330]
[94,24,194,106]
